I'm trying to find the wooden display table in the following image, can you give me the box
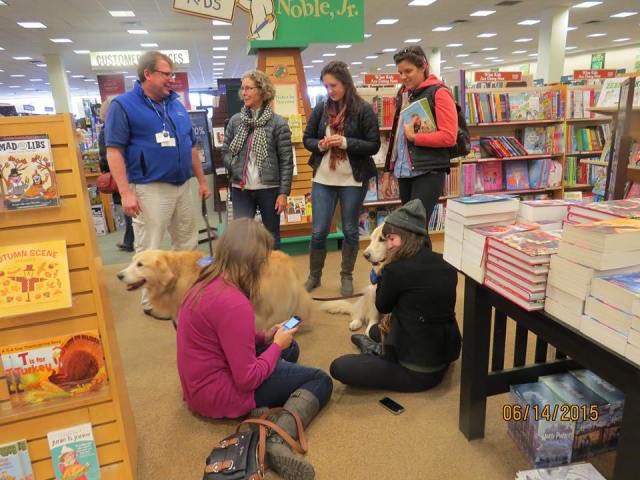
[458,275,640,480]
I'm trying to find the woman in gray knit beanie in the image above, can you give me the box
[330,198,462,392]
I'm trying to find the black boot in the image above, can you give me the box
[266,389,319,480]
[304,249,327,292]
[351,334,382,356]
[340,243,359,296]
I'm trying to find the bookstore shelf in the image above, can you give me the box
[468,119,564,127]
[474,153,563,163]
[581,160,608,167]
[484,186,563,196]
[563,184,594,190]
[0,390,112,426]
[566,117,611,123]
[566,150,603,156]
[362,199,401,208]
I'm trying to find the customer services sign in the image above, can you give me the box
[90,50,190,70]
[173,0,364,47]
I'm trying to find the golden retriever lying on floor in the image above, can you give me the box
[117,250,312,331]
[321,224,388,333]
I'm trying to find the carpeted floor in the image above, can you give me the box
[99,233,615,480]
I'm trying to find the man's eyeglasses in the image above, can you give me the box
[153,69,176,80]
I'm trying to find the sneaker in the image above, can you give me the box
[143,308,172,321]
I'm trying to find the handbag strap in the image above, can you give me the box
[240,407,308,454]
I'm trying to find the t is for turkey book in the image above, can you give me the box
[0,330,108,407]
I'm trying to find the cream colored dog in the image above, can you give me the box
[117,249,312,331]
[321,224,388,333]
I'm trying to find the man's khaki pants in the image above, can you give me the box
[132,179,198,310]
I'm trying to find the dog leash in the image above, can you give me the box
[201,197,214,257]
[311,293,364,301]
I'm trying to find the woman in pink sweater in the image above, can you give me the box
[177,218,332,480]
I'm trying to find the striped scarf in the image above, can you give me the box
[229,104,273,172]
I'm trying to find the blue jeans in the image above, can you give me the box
[254,344,333,409]
[310,182,368,249]
[257,340,300,364]
[232,187,281,250]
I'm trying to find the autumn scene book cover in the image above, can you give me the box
[0,240,72,318]
[0,330,108,407]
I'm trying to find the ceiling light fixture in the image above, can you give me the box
[517,19,540,25]
[404,38,421,43]
[614,37,631,42]
[514,38,532,42]
[567,26,578,31]
[35,63,47,67]
[482,47,498,51]
[477,32,497,38]
[463,62,474,65]
[351,61,363,65]
[456,53,470,57]
[382,48,397,52]
[212,46,228,50]
[12,56,32,60]
[303,65,313,68]
[470,10,495,16]
[512,50,528,54]
[212,35,230,40]
[9,86,21,88]
[566,46,578,50]
[336,44,352,48]
[365,55,379,59]
[74,50,90,54]
[311,60,323,63]
[528,53,538,56]
[213,62,225,65]
[572,1,602,8]
[364,33,372,38]
[587,32,607,37]
[484,56,498,60]
[10,74,25,78]
[610,11,637,17]
[109,10,135,17]
[433,26,452,31]
[211,20,231,25]
[447,43,463,47]
[30,78,43,82]
[213,55,227,59]
[17,22,47,28]
[377,18,399,25]
[322,53,336,57]
[127,29,148,34]
[408,0,437,5]
[50,38,72,43]
[140,43,158,47]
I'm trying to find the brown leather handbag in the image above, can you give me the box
[95,172,119,194]
[203,407,307,480]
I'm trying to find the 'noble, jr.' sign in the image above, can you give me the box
[173,0,364,47]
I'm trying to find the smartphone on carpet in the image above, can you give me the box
[283,315,301,330]
[379,396,405,415]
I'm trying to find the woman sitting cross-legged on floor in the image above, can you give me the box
[330,199,462,392]
[176,218,332,480]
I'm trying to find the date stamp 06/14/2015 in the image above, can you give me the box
[502,403,600,422]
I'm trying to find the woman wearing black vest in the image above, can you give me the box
[384,46,458,247]
[329,200,461,392]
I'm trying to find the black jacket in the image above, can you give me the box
[376,246,461,369]
[303,101,380,182]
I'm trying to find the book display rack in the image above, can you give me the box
[0,114,137,479]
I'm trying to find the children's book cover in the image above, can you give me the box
[600,271,640,294]
[0,240,72,318]
[0,439,33,480]
[47,423,100,480]
[454,194,515,204]
[0,135,60,211]
[470,223,538,238]
[0,331,108,406]
[480,161,504,192]
[522,127,547,154]
[378,172,399,200]
[505,160,530,190]
[400,98,436,135]
[496,229,562,257]
[285,195,306,224]
[583,199,640,219]
[364,176,378,202]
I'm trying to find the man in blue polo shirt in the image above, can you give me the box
[105,51,210,320]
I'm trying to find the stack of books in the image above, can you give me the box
[587,271,640,362]
[484,229,561,310]
[565,198,640,224]
[518,199,576,230]
[461,223,538,283]
[508,382,574,468]
[570,369,625,452]
[443,194,520,269]
[546,219,640,330]
[540,373,608,461]
[515,463,605,480]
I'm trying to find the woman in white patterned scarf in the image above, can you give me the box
[223,69,294,249]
